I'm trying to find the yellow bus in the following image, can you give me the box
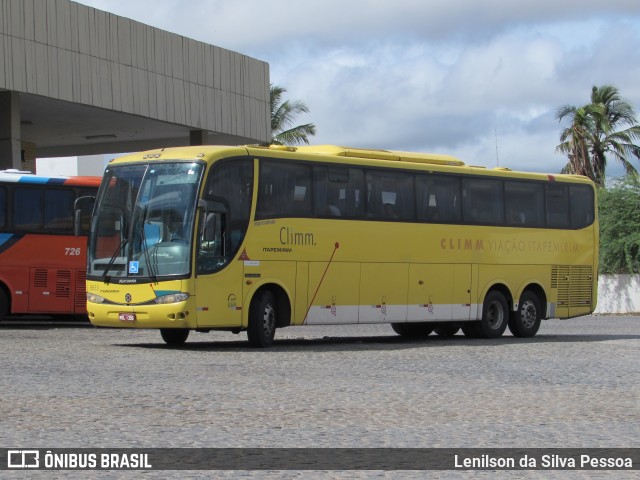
[83,145,598,347]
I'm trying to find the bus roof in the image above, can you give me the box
[108,144,463,166]
[279,145,465,166]
[106,145,595,186]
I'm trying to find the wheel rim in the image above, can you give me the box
[262,303,276,337]
[487,300,505,330]
[520,300,537,329]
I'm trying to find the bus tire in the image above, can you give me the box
[391,322,433,338]
[0,289,8,321]
[477,290,509,339]
[247,290,277,348]
[160,328,189,345]
[461,323,481,338]
[509,291,542,338]
[433,324,460,337]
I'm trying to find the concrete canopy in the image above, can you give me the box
[0,0,271,170]
[16,91,261,158]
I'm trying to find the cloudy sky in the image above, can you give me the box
[77,0,640,176]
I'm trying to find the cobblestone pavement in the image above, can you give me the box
[1,316,638,479]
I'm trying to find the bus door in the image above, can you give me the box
[194,210,244,328]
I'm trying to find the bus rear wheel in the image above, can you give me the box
[160,328,189,345]
[509,291,542,338]
[433,323,460,337]
[391,322,433,338]
[476,291,509,339]
[247,290,277,348]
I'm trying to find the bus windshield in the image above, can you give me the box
[88,161,204,281]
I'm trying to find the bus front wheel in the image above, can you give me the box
[0,289,8,321]
[160,328,189,345]
[247,290,277,348]
[509,291,542,338]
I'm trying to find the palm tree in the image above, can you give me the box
[556,85,640,186]
[267,84,316,146]
[556,103,603,181]
[589,85,640,185]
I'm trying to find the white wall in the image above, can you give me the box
[36,155,108,177]
[35,156,79,176]
[595,274,640,314]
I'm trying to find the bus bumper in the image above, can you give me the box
[87,300,196,329]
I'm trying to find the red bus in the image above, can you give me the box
[0,170,101,320]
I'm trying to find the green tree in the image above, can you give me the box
[267,84,316,146]
[556,85,640,186]
[598,175,640,274]
[556,103,602,181]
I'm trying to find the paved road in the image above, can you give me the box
[1,316,638,478]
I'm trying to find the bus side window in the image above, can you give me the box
[44,189,75,232]
[257,161,312,219]
[462,178,504,225]
[313,166,364,219]
[546,184,570,228]
[366,170,415,221]
[570,185,595,228]
[203,158,253,262]
[505,181,544,227]
[417,175,461,223]
[313,166,340,217]
[0,186,6,229]
[14,187,43,231]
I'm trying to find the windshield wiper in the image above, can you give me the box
[139,207,158,282]
[102,238,128,283]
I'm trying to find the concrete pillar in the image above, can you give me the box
[0,91,22,170]
[189,130,208,145]
[21,141,36,173]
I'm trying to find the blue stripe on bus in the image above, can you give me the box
[16,176,67,185]
[154,290,181,297]
[0,233,14,244]
[0,174,72,185]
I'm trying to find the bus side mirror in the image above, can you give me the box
[198,198,227,258]
[202,212,217,242]
[73,196,95,236]
[200,211,226,255]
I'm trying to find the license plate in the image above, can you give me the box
[119,312,136,322]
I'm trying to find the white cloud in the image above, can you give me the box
[76,0,640,175]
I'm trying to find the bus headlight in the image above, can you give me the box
[154,293,190,304]
[87,293,105,304]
